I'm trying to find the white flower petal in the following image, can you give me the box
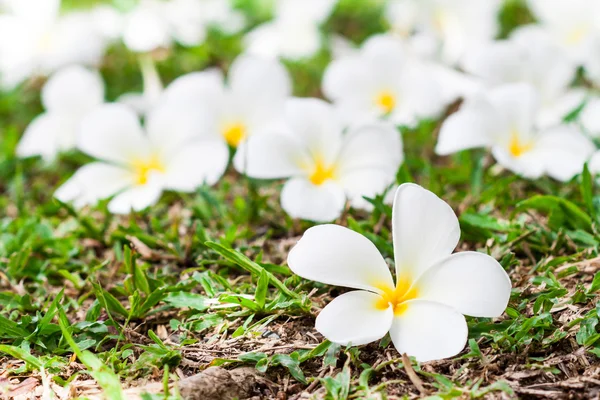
[78,104,151,164]
[530,124,596,182]
[287,224,394,292]
[108,180,163,214]
[491,146,546,180]
[390,300,468,362]
[16,113,76,160]
[145,102,205,158]
[487,83,539,141]
[228,55,291,109]
[42,65,104,116]
[281,178,346,222]
[337,122,403,175]
[163,140,229,191]
[392,183,460,281]
[340,169,397,211]
[316,290,394,346]
[54,162,132,208]
[233,132,309,178]
[435,94,498,155]
[284,98,343,165]
[415,252,511,317]
[123,1,171,52]
[160,69,224,109]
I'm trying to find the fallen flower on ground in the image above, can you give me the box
[16,65,104,160]
[436,83,595,181]
[322,34,445,127]
[54,103,229,214]
[288,183,511,362]
[234,97,403,222]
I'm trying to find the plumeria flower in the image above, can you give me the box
[288,183,511,362]
[384,0,501,66]
[323,34,446,127]
[122,0,244,53]
[234,98,403,222]
[463,30,585,128]
[244,0,337,60]
[526,0,600,66]
[0,0,106,89]
[54,103,228,214]
[161,54,292,157]
[436,83,595,182]
[16,65,104,160]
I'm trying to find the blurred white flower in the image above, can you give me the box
[234,98,403,222]
[463,30,585,128]
[88,5,125,43]
[162,55,292,155]
[288,183,511,361]
[526,0,600,65]
[54,103,228,213]
[244,0,337,60]
[122,0,244,53]
[384,0,502,66]
[323,34,446,127]
[117,55,164,115]
[16,66,104,160]
[436,83,595,181]
[0,0,106,89]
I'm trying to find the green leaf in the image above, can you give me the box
[0,345,42,369]
[92,282,128,318]
[254,269,269,309]
[58,310,126,399]
[164,292,210,311]
[271,354,306,384]
[125,245,150,295]
[0,314,30,339]
[589,272,600,294]
[516,195,592,232]
[581,164,595,219]
[206,241,300,299]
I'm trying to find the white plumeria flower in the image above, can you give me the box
[161,54,291,156]
[323,34,446,127]
[244,0,337,60]
[436,83,595,182]
[384,0,501,66]
[527,0,600,66]
[0,0,106,89]
[463,30,585,128]
[288,183,511,362]
[54,103,229,214]
[122,0,244,53]
[234,98,403,222]
[16,66,104,160]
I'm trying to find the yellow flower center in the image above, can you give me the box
[375,91,396,114]
[508,131,533,158]
[222,122,247,147]
[374,275,419,315]
[566,26,589,46]
[309,159,336,185]
[131,155,166,185]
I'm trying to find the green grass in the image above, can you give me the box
[1,0,600,399]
